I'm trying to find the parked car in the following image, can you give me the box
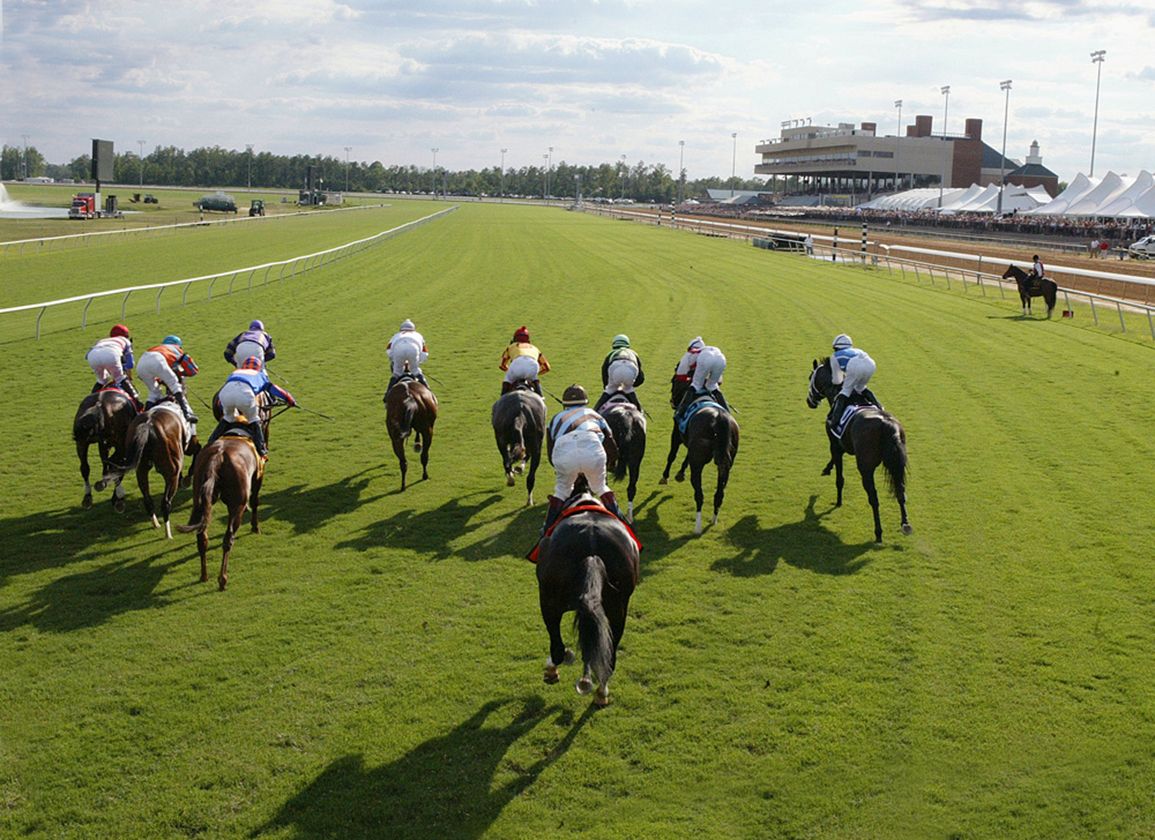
[1128,235,1155,259]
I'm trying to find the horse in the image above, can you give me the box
[533,493,640,707]
[660,377,739,535]
[806,358,912,542]
[383,375,438,490]
[73,387,137,511]
[491,380,547,506]
[598,395,646,523]
[1001,264,1058,318]
[177,436,264,591]
[100,402,201,538]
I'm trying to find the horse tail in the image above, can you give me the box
[573,555,614,688]
[1045,279,1058,315]
[881,419,908,499]
[398,397,416,443]
[177,447,222,534]
[713,413,736,472]
[506,414,527,463]
[611,422,629,481]
[119,415,153,474]
[73,403,103,443]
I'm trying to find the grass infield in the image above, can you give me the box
[1,202,1154,838]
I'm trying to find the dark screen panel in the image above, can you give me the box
[92,139,114,182]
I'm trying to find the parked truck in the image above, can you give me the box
[68,193,97,220]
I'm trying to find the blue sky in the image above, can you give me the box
[1,0,1152,182]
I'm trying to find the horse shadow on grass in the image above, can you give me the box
[258,466,390,536]
[335,491,537,562]
[252,696,595,840]
[626,489,695,582]
[712,495,879,577]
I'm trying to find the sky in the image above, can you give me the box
[1,0,1153,184]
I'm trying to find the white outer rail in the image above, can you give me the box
[1,206,456,339]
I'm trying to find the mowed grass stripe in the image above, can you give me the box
[1,202,1154,837]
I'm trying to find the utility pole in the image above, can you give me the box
[1090,50,1106,177]
[500,148,508,201]
[344,146,352,192]
[137,139,146,187]
[246,144,253,188]
[997,81,1011,216]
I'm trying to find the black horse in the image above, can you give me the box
[1002,264,1058,318]
[534,493,640,707]
[806,358,911,542]
[491,380,547,506]
[73,387,137,511]
[661,378,739,535]
[598,395,646,523]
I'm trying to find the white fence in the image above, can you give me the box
[1,206,456,339]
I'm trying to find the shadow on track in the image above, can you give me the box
[253,697,595,840]
[259,466,390,536]
[0,506,145,585]
[712,495,883,577]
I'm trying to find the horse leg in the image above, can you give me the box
[249,474,263,534]
[161,464,179,540]
[420,427,431,480]
[197,531,210,583]
[828,437,845,506]
[539,599,571,684]
[78,442,93,508]
[713,460,731,527]
[112,477,127,513]
[219,504,247,590]
[659,425,680,484]
[391,434,408,491]
[525,445,540,507]
[690,459,706,535]
[138,462,158,528]
[859,460,884,543]
[626,459,639,524]
[676,452,690,483]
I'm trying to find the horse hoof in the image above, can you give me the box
[563,649,575,665]
[543,669,559,684]
[251,524,261,534]
[675,473,685,483]
[594,691,611,708]
[506,475,516,487]
[113,498,126,513]
[902,523,913,536]
[218,577,227,591]
[821,466,833,476]
[658,476,668,486]
[82,495,93,509]
[165,522,173,540]
[575,677,593,696]
[94,479,107,491]
[151,514,160,529]
[200,573,209,583]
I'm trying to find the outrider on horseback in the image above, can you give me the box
[1002,257,1058,318]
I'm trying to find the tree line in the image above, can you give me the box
[1,144,767,203]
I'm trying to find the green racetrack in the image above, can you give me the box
[2,201,1154,838]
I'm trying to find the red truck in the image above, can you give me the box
[68,193,97,220]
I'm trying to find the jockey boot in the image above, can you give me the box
[532,380,543,397]
[119,378,143,409]
[91,381,105,394]
[500,381,512,395]
[626,392,642,410]
[862,388,883,411]
[417,372,429,387]
[710,388,731,412]
[175,390,199,424]
[674,387,699,421]
[541,495,565,536]
[204,419,229,448]
[827,393,849,429]
[249,421,269,459]
[599,491,622,519]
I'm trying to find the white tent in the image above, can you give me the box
[956,184,1048,214]
[938,184,989,213]
[1118,185,1155,218]
[1064,172,1127,216]
[1099,171,1155,217]
[1029,173,1098,215]
[857,188,968,212]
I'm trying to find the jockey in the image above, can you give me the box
[544,384,620,531]
[500,325,550,395]
[675,342,730,417]
[86,324,142,405]
[672,336,704,388]
[205,356,295,459]
[224,319,276,367]
[594,334,645,411]
[387,318,429,389]
[136,335,200,424]
[827,333,883,429]
[1029,254,1046,281]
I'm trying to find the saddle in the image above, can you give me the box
[527,493,642,563]
[220,433,266,478]
[677,396,725,435]
[95,384,142,412]
[603,392,640,410]
[149,400,191,449]
[829,403,881,440]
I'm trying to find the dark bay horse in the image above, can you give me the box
[598,396,646,523]
[806,358,911,542]
[383,375,438,490]
[534,494,640,707]
[1002,264,1058,318]
[74,387,137,511]
[661,378,739,535]
[177,435,264,591]
[102,403,200,538]
[491,381,547,506]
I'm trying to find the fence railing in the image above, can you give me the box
[1,206,456,339]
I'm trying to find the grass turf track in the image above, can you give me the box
[1,201,1154,838]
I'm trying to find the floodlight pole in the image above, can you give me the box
[678,140,685,204]
[431,148,438,198]
[246,144,253,188]
[344,146,352,192]
[137,139,146,187]
[997,80,1011,216]
[21,134,30,180]
[893,100,902,192]
[499,148,508,201]
[730,131,738,198]
[938,85,950,208]
[546,146,553,201]
[620,154,627,200]
[1090,50,1106,177]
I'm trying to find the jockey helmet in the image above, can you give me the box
[687,336,704,351]
[163,335,182,346]
[1032,255,1040,261]
[612,334,630,349]
[249,319,265,331]
[513,326,530,342]
[562,384,588,406]
[109,324,131,338]
[832,334,853,350]
[241,356,262,371]
[400,318,415,331]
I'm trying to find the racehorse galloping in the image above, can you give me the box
[534,494,640,707]
[73,388,137,511]
[806,358,911,542]
[598,396,647,523]
[102,403,200,538]
[177,435,263,591]
[661,379,739,535]
[383,373,438,490]
[1002,264,1058,318]
[491,380,547,505]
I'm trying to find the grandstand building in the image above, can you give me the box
[754,117,1059,199]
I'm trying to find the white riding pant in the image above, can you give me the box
[136,351,182,403]
[233,339,266,366]
[838,353,876,397]
[87,346,125,385]
[219,381,262,423]
[691,347,726,392]
[389,336,426,377]
[504,354,540,384]
[604,359,639,395]
[552,431,609,498]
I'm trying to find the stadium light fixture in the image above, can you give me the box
[894,100,902,192]
[938,85,950,208]
[678,140,685,204]
[137,139,146,188]
[998,81,1012,216]
[1090,50,1106,177]
[500,148,508,201]
[731,131,738,198]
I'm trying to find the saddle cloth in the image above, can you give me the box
[677,398,725,435]
[97,385,141,412]
[830,404,880,440]
[527,503,642,563]
[220,434,266,478]
[149,401,191,450]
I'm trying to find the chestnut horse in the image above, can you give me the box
[74,387,137,511]
[1001,264,1058,318]
[383,375,438,490]
[533,493,640,707]
[491,380,547,505]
